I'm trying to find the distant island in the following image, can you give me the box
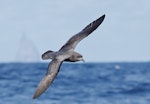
[16,34,40,62]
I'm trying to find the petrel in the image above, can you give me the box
[33,14,105,99]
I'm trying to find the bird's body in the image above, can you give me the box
[42,50,83,62]
[33,14,105,99]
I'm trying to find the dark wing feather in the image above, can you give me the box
[59,14,105,51]
[33,59,62,99]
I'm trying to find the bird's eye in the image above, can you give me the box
[77,55,82,58]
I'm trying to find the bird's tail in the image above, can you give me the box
[42,50,54,60]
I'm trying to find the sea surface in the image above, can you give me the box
[0,62,150,104]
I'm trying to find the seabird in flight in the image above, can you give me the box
[33,14,105,99]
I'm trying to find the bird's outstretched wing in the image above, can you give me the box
[32,59,62,99]
[33,52,71,99]
[59,14,105,51]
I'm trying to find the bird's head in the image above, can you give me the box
[68,51,85,62]
[77,55,85,62]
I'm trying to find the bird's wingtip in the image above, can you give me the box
[32,93,39,99]
[32,72,58,99]
[32,76,50,99]
[32,89,41,99]
[103,14,106,18]
[32,95,36,99]
[100,14,106,21]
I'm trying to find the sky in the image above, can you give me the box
[0,0,150,62]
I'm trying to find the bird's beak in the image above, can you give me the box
[82,58,85,63]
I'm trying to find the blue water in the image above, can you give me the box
[0,62,150,104]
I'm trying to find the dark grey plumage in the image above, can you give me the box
[33,14,105,99]
[59,15,105,51]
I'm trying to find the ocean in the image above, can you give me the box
[0,62,150,104]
